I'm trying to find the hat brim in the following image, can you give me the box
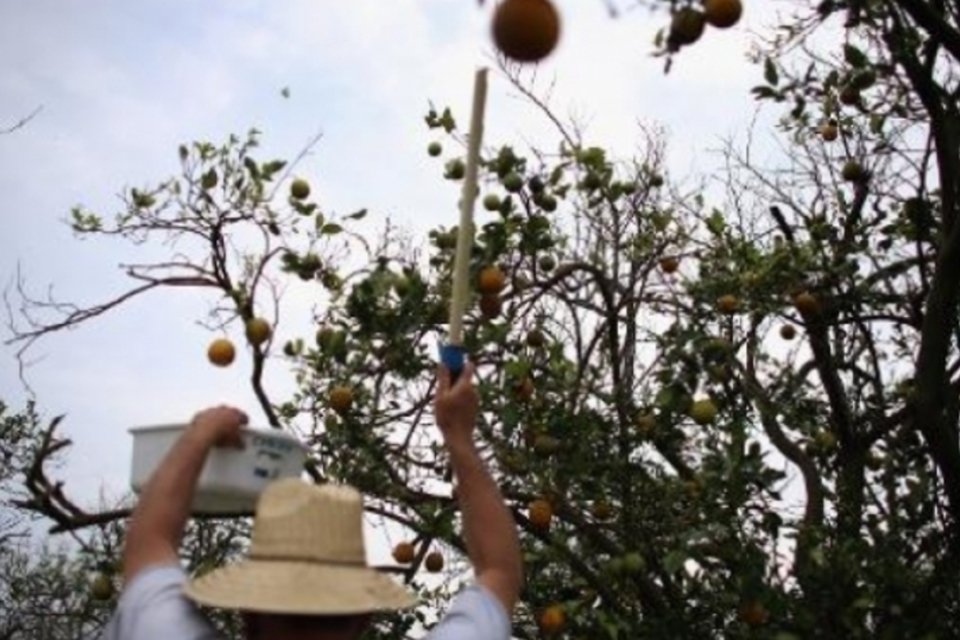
[184,560,417,615]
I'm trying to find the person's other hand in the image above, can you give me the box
[434,363,479,447]
[189,405,248,449]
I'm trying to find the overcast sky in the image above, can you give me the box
[1,0,785,556]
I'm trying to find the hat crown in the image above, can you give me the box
[250,480,367,565]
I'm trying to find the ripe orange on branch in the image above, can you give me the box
[538,604,566,635]
[738,600,770,626]
[703,0,743,29]
[636,413,657,436]
[207,338,236,367]
[717,294,740,315]
[591,499,613,521]
[425,551,444,573]
[515,376,535,401]
[669,8,706,47]
[793,291,821,316]
[477,265,507,294]
[526,328,546,348]
[245,317,272,346]
[329,386,354,415]
[528,498,553,531]
[659,256,680,274]
[479,293,503,320]
[842,160,867,182]
[819,121,839,142]
[392,542,415,564]
[492,0,561,63]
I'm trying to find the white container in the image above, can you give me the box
[130,424,308,514]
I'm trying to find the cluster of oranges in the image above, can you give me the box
[477,264,507,320]
[391,541,445,573]
[491,0,745,64]
[206,317,273,367]
[668,0,744,50]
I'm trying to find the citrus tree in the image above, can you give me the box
[6,0,960,638]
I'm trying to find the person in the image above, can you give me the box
[101,363,522,639]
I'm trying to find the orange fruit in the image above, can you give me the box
[479,293,503,320]
[539,604,566,635]
[528,498,553,531]
[207,338,236,367]
[290,178,310,200]
[842,160,866,182]
[425,551,444,573]
[591,499,613,521]
[526,328,546,348]
[392,542,415,564]
[703,0,742,28]
[533,434,560,457]
[478,265,507,294]
[636,413,657,436]
[839,85,861,106]
[492,0,561,63]
[245,317,272,346]
[91,573,114,601]
[329,386,354,415]
[738,600,770,626]
[669,8,706,47]
[689,398,718,425]
[780,324,797,340]
[819,122,839,142]
[793,291,821,316]
[483,193,502,211]
[717,294,740,314]
[515,376,535,401]
[659,256,680,274]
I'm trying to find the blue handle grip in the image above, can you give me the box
[440,344,467,379]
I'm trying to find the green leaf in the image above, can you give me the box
[346,208,368,220]
[261,160,286,181]
[706,210,726,235]
[201,169,218,190]
[664,550,686,574]
[321,223,343,235]
[764,58,779,86]
[549,163,568,186]
[440,107,456,133]
[243,157,260,179]
[751,86,780,100]
[843,44,868,68]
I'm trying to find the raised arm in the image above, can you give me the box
[434,364,523,613]
[122,406,246,585]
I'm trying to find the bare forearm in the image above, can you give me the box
[123,429,211,581]
[448,437,523,606]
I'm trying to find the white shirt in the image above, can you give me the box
[100,565,511,640]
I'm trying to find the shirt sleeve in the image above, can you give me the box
[426,584,512,640]
[99,565,219,640]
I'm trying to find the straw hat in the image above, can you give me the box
[184,479,417,615]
